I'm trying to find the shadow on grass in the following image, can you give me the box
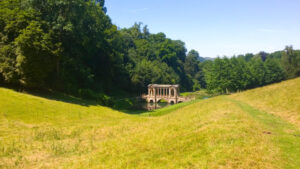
[0,84,211,116]
[0,84,150,114]
[117,109,148,115]
[0,84,99,107]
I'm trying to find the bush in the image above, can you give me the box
[64,84,78,96]
[77,88,114,106]
[78,88,95,100]
[96,93,114,106]
[113,98,133,110]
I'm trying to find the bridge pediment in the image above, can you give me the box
[148,84,179,88]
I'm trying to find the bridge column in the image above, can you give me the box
[165,88,167,96]
[175,88,178,103]
[154,87,156,103]
[166,88,167,96]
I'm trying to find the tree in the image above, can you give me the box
[248,57,266,87]
[14,21,56,88]
[120,24,190,92]
[204,58,232,93]
[0,0,33,84]
[282,46,300,78]
[131,60,179,92]
[264,58,285,84]
[256,51,268,61]
[184,50,200,77]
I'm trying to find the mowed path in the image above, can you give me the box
[0,78,299,169]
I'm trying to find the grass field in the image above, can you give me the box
[0,78,300,168]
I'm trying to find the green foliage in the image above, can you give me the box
[0,0,35,84]
[131,60,179,92]
[248,57,266,86]
[282,46,300,78]
[120,23,192,92]
[204,54,286,94]
[15,21,56,88]
[183,50,206,91]
[0,0,125,92]
[0,1,196,94]
[264,58,285,84]
[77,88,113,106]
[184,50,200,77]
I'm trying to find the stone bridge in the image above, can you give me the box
[142,84,187,104]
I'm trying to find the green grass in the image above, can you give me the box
[0,78,300,168]
[227,97,300,169]
[231,78,300,128]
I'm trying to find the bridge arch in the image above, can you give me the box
[168,99,176,104]
[148,99,154,103]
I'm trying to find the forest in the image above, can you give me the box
[1,0,300,102]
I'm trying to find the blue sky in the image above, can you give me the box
[106,0,300,58]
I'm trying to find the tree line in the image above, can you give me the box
[1,0,300,100]
[202,47,300,93]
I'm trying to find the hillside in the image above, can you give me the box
[0,78,300,168]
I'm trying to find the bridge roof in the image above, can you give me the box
[148,84,179,88]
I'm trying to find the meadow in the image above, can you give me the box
[0,78,300,168]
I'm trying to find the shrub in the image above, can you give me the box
[78,88,95,100]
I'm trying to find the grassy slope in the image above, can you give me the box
[0,78,300,169]
[231,78,300,128]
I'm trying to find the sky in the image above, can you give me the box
[106,0,300,58]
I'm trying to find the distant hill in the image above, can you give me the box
[198,56,215,62]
